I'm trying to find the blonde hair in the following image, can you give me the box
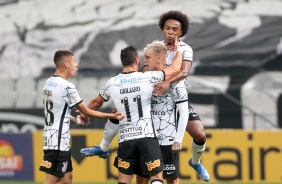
[144,40,167,58]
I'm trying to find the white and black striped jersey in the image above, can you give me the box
[42,75,82,151]
[99,71,165,143]
[152,80,189,145]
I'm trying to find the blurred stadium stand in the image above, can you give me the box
[0,0,282,130]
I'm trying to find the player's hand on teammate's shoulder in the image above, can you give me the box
[172,141,182,152]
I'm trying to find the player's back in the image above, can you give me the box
[100,71,164,143]
[42,76,81,151]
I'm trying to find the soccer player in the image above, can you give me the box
[135,41,189,184]
[39,50,124,184]
[81,10,210,182]
[81,43,183,184]
[152,10,210,182]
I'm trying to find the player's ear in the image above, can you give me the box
[64,60,69,68]
[135,57,140,65]
[179,30,182,38]
[158,55,162,63]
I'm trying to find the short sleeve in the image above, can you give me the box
[170,80,188,103]
[182,45,193,62]
[63,82,83,108]
[146,71,165,83]
[99,79,111,101]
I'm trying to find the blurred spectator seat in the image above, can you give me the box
[77,77,99,104]
[0,79,15,108]
[15,78,37,108]
[35,77,48,108]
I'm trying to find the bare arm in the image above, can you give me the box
[88,95,104,110]
[162,38,183,77]
[166,61,192,83]
[76,99,124,120]
[153,61,192,95]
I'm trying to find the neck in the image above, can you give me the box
[122,65,138,73]
[54,69,67,80]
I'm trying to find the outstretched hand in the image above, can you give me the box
[77,115,90,125]
[76,110,90,125]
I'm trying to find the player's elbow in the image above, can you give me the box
[180,70,189,78]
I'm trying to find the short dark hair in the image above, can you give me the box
[158,10,190,37]
[120,46,138,66]
[53,50,73,66]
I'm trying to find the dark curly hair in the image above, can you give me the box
[158,10,190,37]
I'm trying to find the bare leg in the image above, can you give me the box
[118,171,133,184]
[136,175,150,184]
[59,172,72,184]
[45,173,60,184]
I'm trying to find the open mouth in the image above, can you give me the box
[144,64,149,68]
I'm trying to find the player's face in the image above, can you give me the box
[144,49,159,71]
[163,19,182,46]
[67,56,78,78]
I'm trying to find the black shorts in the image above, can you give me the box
[114,137,164,176]
[39,150,73,177]
[133,145,179,179]
[161,145,179,179]
[188,102,201,121]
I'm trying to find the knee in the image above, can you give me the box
[186,121,206,143]
[60,174,72,184]
[194,132,206,144]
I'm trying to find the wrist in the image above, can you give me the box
[77,117,81,124]
[177,46,183,53]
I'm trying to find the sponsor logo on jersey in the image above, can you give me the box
[146,159,161,171]
[120,132,142,139]
[47,81,57,87]
[120,86,141,94]
[40,160,52,168]
[114,76,142,86]
[118,160,130,169]
[119,126,143,134]
[152,110,165,115]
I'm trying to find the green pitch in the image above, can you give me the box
[2,182,282,184]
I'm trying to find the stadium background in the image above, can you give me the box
[0,0,282,183]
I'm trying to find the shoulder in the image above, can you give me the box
[180,41,193,52]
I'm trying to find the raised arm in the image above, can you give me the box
[162,37,183,77]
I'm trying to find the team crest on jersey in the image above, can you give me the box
[146,159,161,171]
[72,93,79,100]
[118,159,130,169]
[154,71,162,75]
[40,160,52,168]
